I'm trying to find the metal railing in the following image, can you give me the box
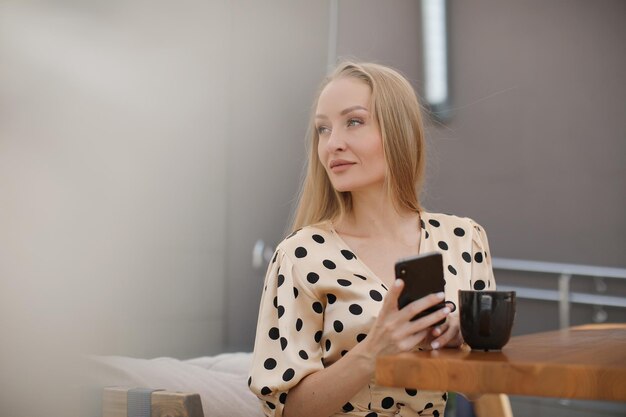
[492,257,626,329]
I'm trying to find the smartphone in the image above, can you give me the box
[395,252,446,325]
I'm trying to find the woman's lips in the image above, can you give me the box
[329,160,356,172]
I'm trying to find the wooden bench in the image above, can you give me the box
[102,387,203,417]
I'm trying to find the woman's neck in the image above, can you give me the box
[335,188,420,240]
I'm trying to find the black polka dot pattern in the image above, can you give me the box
[333,320,344,332]
[312,234,325,244]
[341,249,356,260]
[343,402,355,412]
[307,272,319,284]
[474,279,486,290]
[250,215,494,417]
[369,290,383,301]
[268,327,279,340]
[381,397,395,409]
[264,358,276,370]
[312,302,323,314]
[282,368,295,382]
[349,304,363,315]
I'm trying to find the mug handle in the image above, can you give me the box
[479,294,492,337]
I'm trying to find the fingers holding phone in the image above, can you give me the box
[395,252,465,349]
[360,253,459,358]
[430,312,463,349]
[361,280,449,358]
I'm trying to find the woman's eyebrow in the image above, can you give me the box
[315,105,369,120]
[340,105,368,115]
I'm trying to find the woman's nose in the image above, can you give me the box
[327,129,346,151]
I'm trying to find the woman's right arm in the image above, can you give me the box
[283,280,450,417]
[249,249,449,417]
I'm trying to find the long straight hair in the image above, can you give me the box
[291,62,427,231]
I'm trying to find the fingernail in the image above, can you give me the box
[442,307,451,314]
[436,292,445,299]
[433,327,441,335]
[394,279,403,288]
[431,341,440,349]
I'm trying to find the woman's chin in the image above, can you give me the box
[329,181,352,193]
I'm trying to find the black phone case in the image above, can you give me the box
[395,252,446,324]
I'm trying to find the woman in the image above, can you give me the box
[248,62,495,417]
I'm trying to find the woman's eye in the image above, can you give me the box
[347,118,363,127]
[317,126,331,135]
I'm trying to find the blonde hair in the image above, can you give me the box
[291,62,426,231]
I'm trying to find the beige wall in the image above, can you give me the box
[0,0,231,362]
[222,2,330,352]
[0,1,329,415]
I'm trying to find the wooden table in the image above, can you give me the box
[376,323,626,402]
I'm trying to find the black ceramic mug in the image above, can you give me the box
[458,290,516,351]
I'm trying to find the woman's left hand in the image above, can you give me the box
[429,313,463,349]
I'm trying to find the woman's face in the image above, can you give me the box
[315,77,386,194]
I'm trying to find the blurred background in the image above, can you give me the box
[0,0,624,416]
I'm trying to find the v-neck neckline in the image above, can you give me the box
[327,211,427,290]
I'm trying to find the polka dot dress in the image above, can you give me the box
[249,212,495,417]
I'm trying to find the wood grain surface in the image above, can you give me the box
[376,323,626,401]
[102,387,203,417]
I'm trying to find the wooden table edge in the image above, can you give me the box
[375,351,626,402]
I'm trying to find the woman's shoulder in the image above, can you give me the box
[274,221,336,256]
[421,211,485,232]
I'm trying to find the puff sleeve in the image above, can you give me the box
[248,247,325,417]
[468,219,496,291]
